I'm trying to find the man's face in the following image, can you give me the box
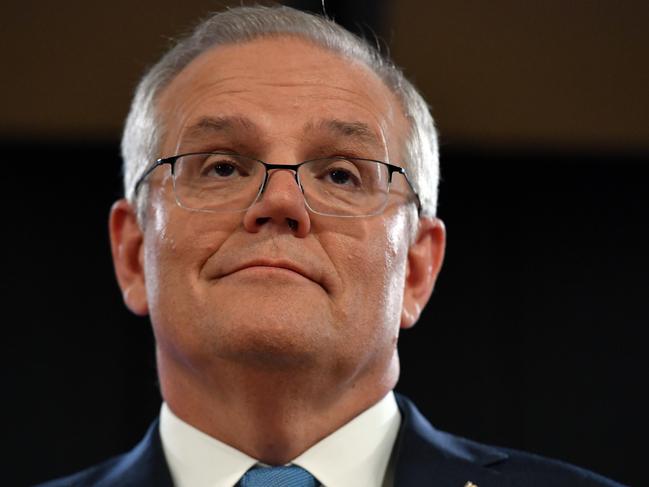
[132,37,426,381]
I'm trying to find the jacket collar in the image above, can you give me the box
[108,419,174,487]
[393,393,510,487]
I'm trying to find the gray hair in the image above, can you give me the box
[121,5,439,223]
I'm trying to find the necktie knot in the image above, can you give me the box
[239,465,318,487]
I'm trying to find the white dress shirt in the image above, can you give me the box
[159,391,401,487]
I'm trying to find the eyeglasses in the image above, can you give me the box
[133,151,421,217]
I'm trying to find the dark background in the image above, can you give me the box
[3,1,647,486]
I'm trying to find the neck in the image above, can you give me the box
[157,349,399,465]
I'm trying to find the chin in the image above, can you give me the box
[203,305,332,368]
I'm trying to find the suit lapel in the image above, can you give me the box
[106,419,174,487]
[393,394,512,487]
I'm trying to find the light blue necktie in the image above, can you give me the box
[239,465,318,487]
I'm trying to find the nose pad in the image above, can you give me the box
[243,169,311,237]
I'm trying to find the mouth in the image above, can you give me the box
[223,259,319,285]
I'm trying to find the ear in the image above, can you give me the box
[401,217,446,329]
[109,199,149,316]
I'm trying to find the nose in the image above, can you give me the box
[242,168,311,237]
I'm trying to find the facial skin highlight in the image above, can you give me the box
[109,35,445,463]
[148,36,411,373]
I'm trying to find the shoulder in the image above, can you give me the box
[33,420,173,487]
[495,443,624,487]
[394,394,626,487]
[35,456,125,487]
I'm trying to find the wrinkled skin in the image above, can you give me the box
[109,36,445,464]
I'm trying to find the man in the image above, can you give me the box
[39,5,624,487]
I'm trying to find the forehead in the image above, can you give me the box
[156,36,407,157]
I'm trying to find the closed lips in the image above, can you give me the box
[223,260,318,284]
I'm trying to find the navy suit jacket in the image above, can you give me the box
[37,395,625,486]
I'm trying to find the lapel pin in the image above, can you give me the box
[464,483,478,487]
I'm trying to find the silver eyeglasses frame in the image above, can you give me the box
[133,151,422,218]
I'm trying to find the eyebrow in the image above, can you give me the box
[179,115,382,152]
[307,119,381,146]
[181,115,259,142]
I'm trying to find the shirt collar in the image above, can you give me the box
[293,391,401,487]
[160,403,257,487]
[160,391,401,487]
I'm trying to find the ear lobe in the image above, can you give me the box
[400,217,446,329]
[109,199,149,316]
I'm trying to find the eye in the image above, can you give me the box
[200,155,250,178]
[328,168,355,185]
[211,162,236,177]
[318,158,362,187]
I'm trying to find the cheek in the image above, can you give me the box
[376,213,410,315]
[142,198,240,330]
[328,211,409,329]
[145,190,240,268]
